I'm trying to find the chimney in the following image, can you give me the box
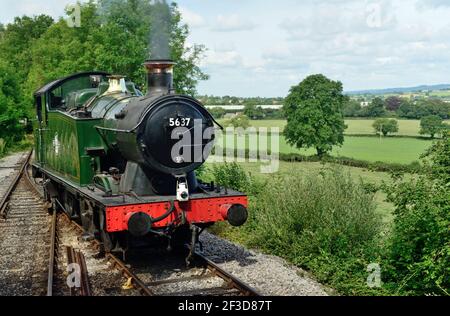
[144,60,176,96]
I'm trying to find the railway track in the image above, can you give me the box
[0,151,33,218]
[56,207,260,297]
[0,151,52,296]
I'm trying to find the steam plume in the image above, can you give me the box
[148,0,172,60]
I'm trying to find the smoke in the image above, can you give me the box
[148,0,172,60]
[96,0,172,60]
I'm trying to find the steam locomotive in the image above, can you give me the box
[32,60,248,256]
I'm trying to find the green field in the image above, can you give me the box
[247,119,430,136]
[216,134,432,164]
[280,136,431,164]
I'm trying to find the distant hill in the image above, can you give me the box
[346,84,450,95]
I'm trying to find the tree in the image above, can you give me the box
[0,59,26,143]
[424,99,450,120]
[225,114,250,130]
[0,15,54,82]
[396,100,416,118]
[209,107,226,119]
[244,104,264,119]
[420,115,444,139]
[365,97,386,117]
[283,74,346,157]
[343,98,362,117]
[372,118,399,136]
[384,96,402,112]
[0,14,54,116]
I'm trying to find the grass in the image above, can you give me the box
[243,119,450,136]
[0,136,34,158]
[345,119,421,136]
[215,134,432,164]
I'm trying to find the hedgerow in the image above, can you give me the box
[210,163,386,295]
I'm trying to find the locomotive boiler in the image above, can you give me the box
[32,60,248,254]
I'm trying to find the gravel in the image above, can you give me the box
[54,215,140,296]
[0,178,50,296]
[0,152,28,197]
[199,232,329,296]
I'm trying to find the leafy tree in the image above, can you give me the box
[225,114,250,130]
[0,15,54,82]
[244,104,264,119]
[423,99,450,120]
[343,98,362,117]
[396,100,416,118]
[209,107,226,119]
[283,74,346,157]
[397,99,450,120]
[0,59,26,143]
[372,118,399,136]
[385,96,402,111]
[420,115,444,139]
[0,15,54,117]
[365,97,386,117]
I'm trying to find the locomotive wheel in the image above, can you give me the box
[100,229,115,253]
[98,209,121,253]
[99,210,112,252]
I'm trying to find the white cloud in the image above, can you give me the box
[0,0,86,24]
[202,49,242,67]
[179,6,205,28]
[212,14,256,32]
[416,0,450,9]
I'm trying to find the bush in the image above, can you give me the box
[244,168,384,295]
[223,114,250,129]
[211,162,264,196]
[384,178,449,295]
[384,134,450,295]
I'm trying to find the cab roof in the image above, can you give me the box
[34,71,110,97]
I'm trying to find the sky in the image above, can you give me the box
[1,0,450,97]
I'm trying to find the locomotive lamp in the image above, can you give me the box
[105,75,127,94]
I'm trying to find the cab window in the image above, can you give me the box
[48,75,104,111]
